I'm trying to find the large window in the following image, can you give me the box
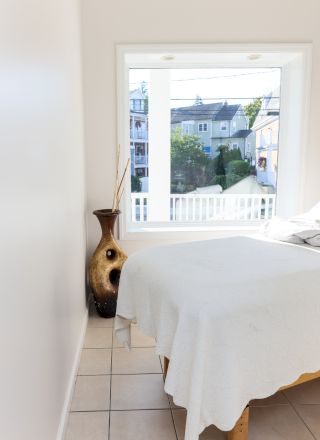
[118,44,312,238]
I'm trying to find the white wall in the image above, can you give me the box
[0,1,87,439]
[80,0,320,255]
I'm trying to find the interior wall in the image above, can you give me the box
[80,0,320,255]
[0,1,87,439]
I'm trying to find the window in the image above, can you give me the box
[231,143,238,150]
[220,121,228,131]
[232,121,237,130]
[131,99,143,111]
[198,123,208,132]
[118,44,312,238]
[182,121,194,135]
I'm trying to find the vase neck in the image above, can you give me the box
[93,210,119,237]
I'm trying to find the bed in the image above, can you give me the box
[114,235,320,440]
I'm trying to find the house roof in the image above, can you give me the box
[231,129,252,138]
[171,102,241,124]
[214,104,240,121]
[211,129,252,140]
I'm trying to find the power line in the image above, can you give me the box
[129,68,280,84]
[130,97,278,101]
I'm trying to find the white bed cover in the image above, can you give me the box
[115,236,320,440]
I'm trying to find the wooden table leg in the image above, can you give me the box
[227,406,249,440]
[163,356,169,378]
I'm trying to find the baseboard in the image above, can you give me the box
[56,306,89,440]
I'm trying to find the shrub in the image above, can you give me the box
[227,160,250,177]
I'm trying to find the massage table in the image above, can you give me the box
[115,236,320,440]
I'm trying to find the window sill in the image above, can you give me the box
[120,221,263,241]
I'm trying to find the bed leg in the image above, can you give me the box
[163,357,169,378]
[227,406,249,440]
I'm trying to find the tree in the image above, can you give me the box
[244,98,262,128]
[171,128,209,192]
[140,81,149,114]
[131,175,142,192]
[194,95,203,106]
[226,160,251,188]
[208,145,250,190]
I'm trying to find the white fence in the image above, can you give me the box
[131,193,276,222]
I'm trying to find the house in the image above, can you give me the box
[252,89,280,190]
[130,89,148,180]
[171,101,255,160]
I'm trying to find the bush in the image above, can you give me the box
[210,175,226,189]
[227,160,250,177]
[226,173,243,188]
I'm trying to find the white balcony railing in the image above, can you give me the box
[134,155,148,165]
[131,193,276,223]
[130,128,148,140]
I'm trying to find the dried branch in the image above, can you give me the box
[112,147,130,212]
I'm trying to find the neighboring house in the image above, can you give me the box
[130,89,148,179]
[171,101,255,160]
[252,89,280,190]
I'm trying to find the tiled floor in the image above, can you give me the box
[65,302,320,439]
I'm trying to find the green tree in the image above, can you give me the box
[131,175,142,192]
[140,81,148,114]
[208,145,250,190]
[226,160,251,188]
[171,128,209,192]
[194,95,203,106]
[244,98,262,128]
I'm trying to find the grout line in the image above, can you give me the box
[69,408,175,413]
[70,409,110,414]
[110,372,163,376]
[160,356,179,440]
[108,323,114,440]
[108,408,172,412]
[282,392,317,440]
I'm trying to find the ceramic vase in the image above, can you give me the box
[89,209,127,318]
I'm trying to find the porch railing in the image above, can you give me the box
[131,193,276,223]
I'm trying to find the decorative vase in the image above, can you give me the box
[89,209,127,318]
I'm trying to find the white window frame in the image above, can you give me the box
[198,122,208,132]
[232,142,238,149]
[117,43,312,241]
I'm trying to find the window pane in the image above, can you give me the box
[129,68,281,223]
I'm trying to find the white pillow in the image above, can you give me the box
[305,235,320,246]
[261,217,305,244]
[294,230,320,247]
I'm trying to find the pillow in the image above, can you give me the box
[260,217,305,244]
[294,230,320,247]
[305,235,320,247]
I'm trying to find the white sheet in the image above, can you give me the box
[115,236,320,439]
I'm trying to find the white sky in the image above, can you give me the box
[129,68,281,107]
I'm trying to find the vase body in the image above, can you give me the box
[89,209,127,318]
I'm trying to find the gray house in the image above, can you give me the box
[171,101,255,161]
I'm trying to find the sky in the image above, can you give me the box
[129,68,281,108]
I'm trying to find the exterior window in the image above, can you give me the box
[118,44,312,236]
[182,121,194,134]
[198,123,208,132]
[221,121,227,131]
[134,100,141,111]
